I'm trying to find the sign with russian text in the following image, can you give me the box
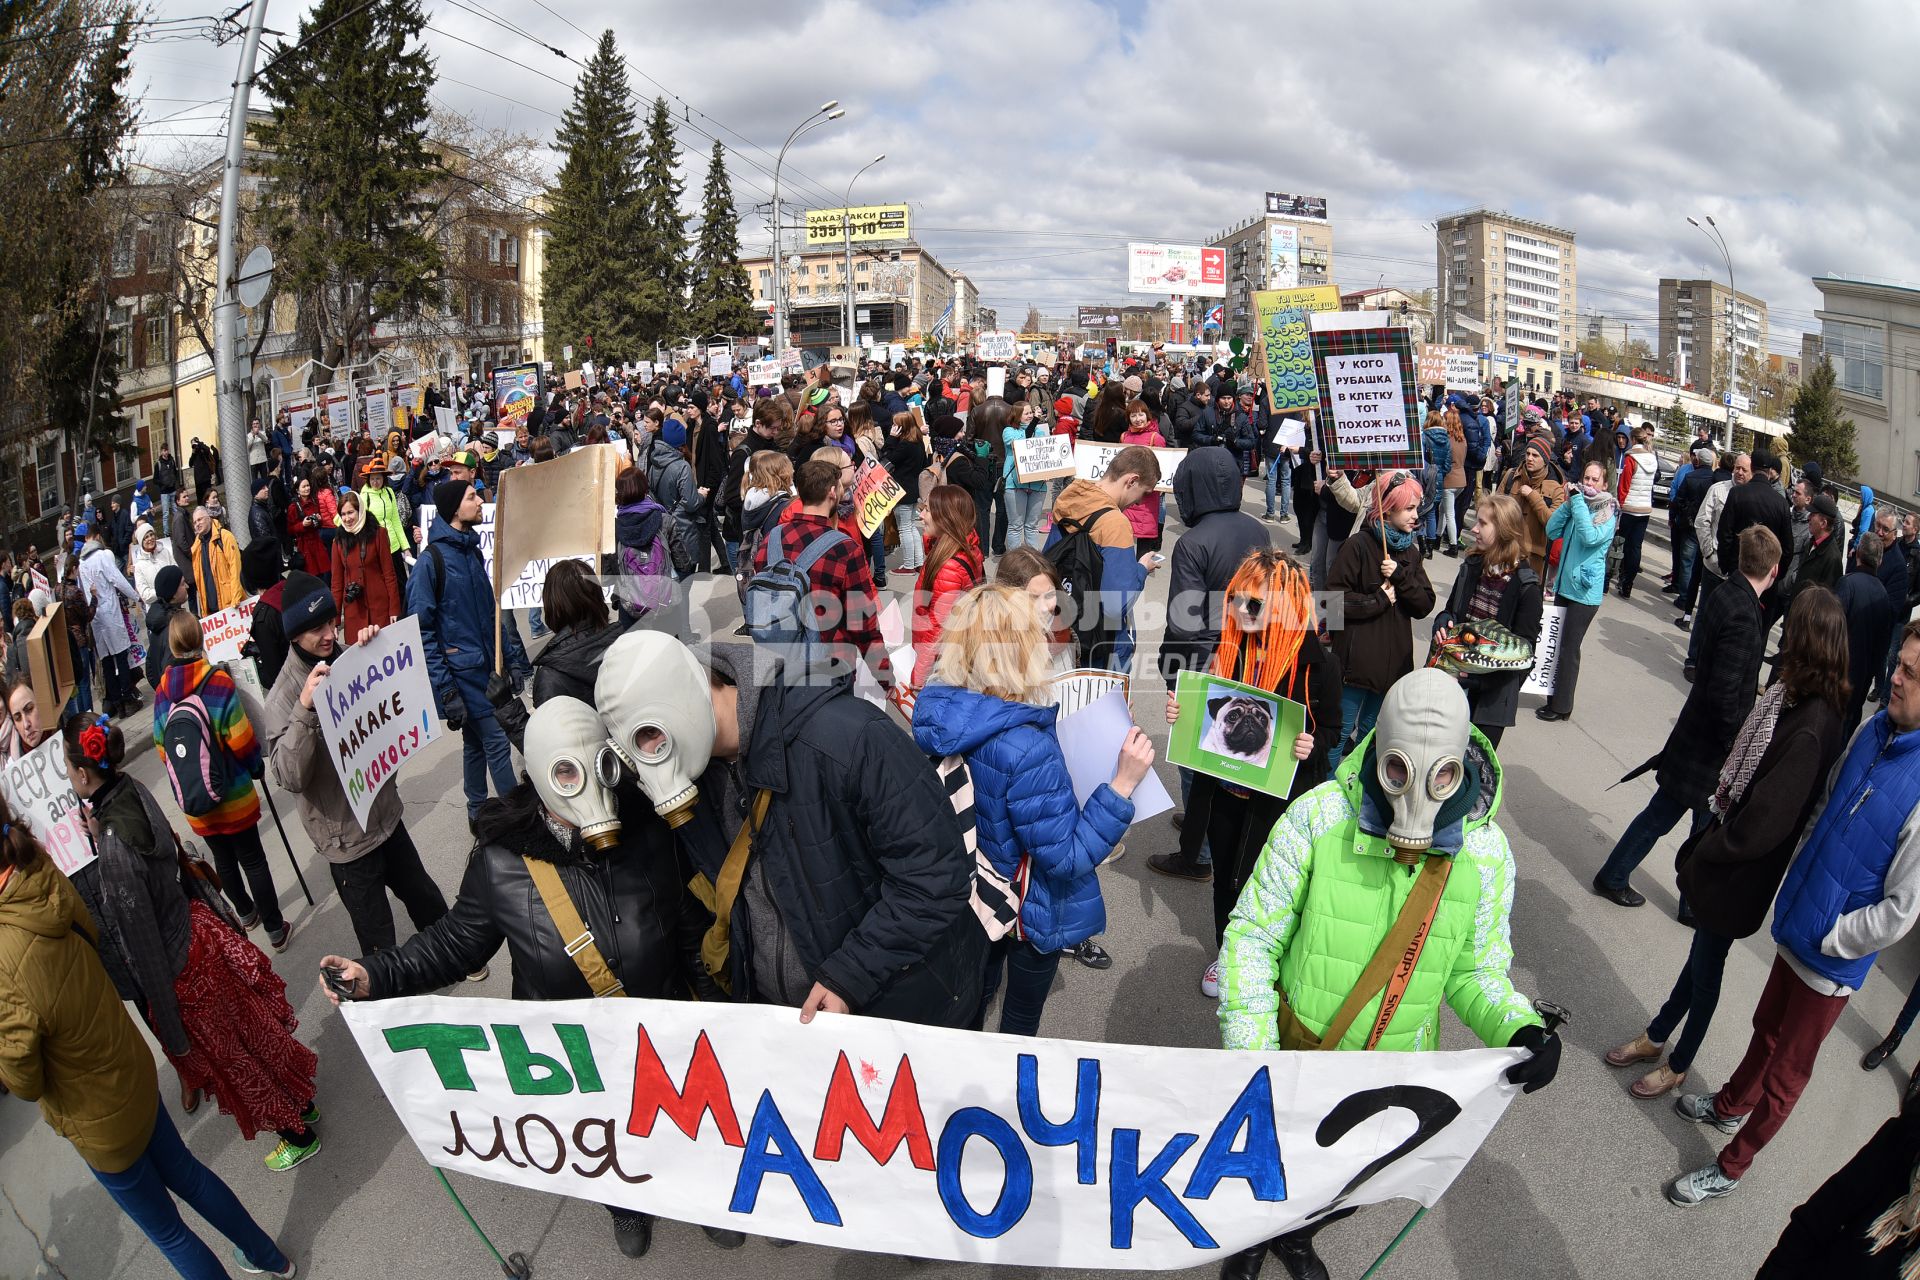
[1012,434,1075,482]
[363,382,393,437]
[2,738,92,876]
[1127,244,1226,298]
[1254,287,1341,414]
[316,616,441,830]
[748,359,780,388]
[1417,345,1479,393]
[324,389,355,441]
[199,595,260,666]
[804,204,911,246]
[1072,442,1185,493]
[492,363,541,433]
[340,995,1520,1269]
[853,461,905,539]
[1311,326,1423,470]
[978,331,1019,363]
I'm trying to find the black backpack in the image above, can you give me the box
[1047,506,1117,668]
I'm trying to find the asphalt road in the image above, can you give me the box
[5,486,1915,1280]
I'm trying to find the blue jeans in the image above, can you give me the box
[865,528,886,581]
[93,1100,289,1280]
[453,666,517,820]
[71,644,95,715]
[1178,767,1212,867]
[1672,529,1698,600]
[1263,456,1282,517]
[975,935,1063,1036]
[1595,785,1712,891]
[158,492,179,537]
[1647,925,1735,1073]
[1331,686,1385,769]
[1004,487,1046,549]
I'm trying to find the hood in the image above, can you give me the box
[1051,478,1114,526]
[910,683,1056,758]
[82,542,113,562]
[0,853,82,941]
[537,620,629,682]
[1421,424,1450,444]
[616,499,665,548]
[1862,486,1877,506]
[1332,726,1503,858]
[646,437,683,470]
[696,640,786,781]
[427,517,479,551]
[1173,445,1247,523]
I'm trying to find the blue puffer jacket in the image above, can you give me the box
[1772,713,1920,989]
[1545,489,1617,606]
[911,683,1132,953]
[1450,394,1490,465]
[407,518,531,707]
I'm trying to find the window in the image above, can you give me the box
[815,264,829,277]
[470,292,482,325]
[487,233,500,263]
[36,443,61,512]
[856,261,869,273]
[505,237,518,265]
[757,269,770,285]
[112,230,134,274]
[109,304,131,364]
[1823,319,1885,399]
[487,294,500,325]
[144,314,167,367]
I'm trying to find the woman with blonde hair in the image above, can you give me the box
[1430,491,1543,747]
[1146,548,1342,997]
[912,585,1154,1034]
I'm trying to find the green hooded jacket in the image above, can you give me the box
[1219,728,1542,1053]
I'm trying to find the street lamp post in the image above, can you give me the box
[1687,214,1737,448]
[842,153,885,349]
[771,102,845,358]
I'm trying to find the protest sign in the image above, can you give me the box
[199,595,261,665]
[24,605,75,731]
[1503,381,1522,433]
[1012,434,1075,482]
[1168,670,1307,799]
[581,361,598,387]
[324,389,354,440]
[564,370,584,391]
[341,993,1521,1269]
[434,406,456,435]
[493,362,542,431]
[1054,690,1172,823]
[748,359,780,388]
[1072,442,1185,493]
[397,384,421,413]
[1049,668,1129,718]
[852,461,905,539]
[985,366,1006,400]
[1253,287,1340,414]
[978,331,1018,362]
[636,361,654,380]
[1,738,92,875]
[1271,413,1308,450]
[363,382,392,437]
[316,616,442,830]
[222,656,270,734]
[1311,326,1422,470]
[708,346,731,377]
[1520,604,1565,698]
[492,447,621,606]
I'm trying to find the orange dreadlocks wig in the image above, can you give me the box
[1212,549,1316,715]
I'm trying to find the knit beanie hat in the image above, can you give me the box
[661,418,688,449]
[282,571,338,638]
[154,565,184,603]
[1523,436,1554,472]
[434,478,471,524]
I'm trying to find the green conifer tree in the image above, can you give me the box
[633,97,689,345]
[687,142,758,339]
[1787,356,1860,480]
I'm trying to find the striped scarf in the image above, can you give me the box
[1711,683,1787,817]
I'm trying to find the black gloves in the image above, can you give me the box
[1505,1023,1561,1094]
[484,671,515,710]
[441,688,468,733]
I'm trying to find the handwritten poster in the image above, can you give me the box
[1072,442,1186,493]
[316,616,442,829]
[199,595,261,665]
[852,462,906,539]
[1,738,92,875]
[1253,287,1340,414]
[1012,434,1075,482]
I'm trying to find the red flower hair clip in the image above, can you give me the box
[79,724,109,765]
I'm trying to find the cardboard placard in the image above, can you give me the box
[24,604,75,729]
[1013,434,1076,482]
[199,595,261,666]
[1167,669,1307,798]
[852,461,906,539]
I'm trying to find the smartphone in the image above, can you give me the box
[1149,553,1166,565]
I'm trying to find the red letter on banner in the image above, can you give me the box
[626,1027,744,1147]
[812,1052,934,1170]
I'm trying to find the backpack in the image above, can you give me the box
[744,524,848,653]
[932,753,1020,940]
[646,458,701,575]
[161,669,236,818]
[1047,506,1117,668]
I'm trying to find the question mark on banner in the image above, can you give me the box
[1308,1085,1461,1221]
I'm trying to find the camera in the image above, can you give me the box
[344,581,364,603]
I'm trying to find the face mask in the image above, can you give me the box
[1372,670,1471,859]
[595,632,714,828]
[527,696,624,850]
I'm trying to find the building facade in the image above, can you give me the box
[1204,208,1336,345]
[1434,210,1578,366]
[741,241,957,350]
[1810,275,1920,499]
[1658,278,1767,394]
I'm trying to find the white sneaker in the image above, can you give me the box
[1200,960,1220,999]
[1666,1161,1740,1206]
[1105,840,1126,865]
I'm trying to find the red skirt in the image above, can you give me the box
[164,901,318,1140]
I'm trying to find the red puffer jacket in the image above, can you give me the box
[910,533,983,687]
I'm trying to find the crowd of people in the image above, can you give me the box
[2,347,1920,1280]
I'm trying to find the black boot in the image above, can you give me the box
[1864,1033,1905,1071]
[1220,1242,1268,1279]
[1147,851,1211,882]
[609,1209,654,1258]
[701,1225,747,1249]
[1270,1231,1331,1280]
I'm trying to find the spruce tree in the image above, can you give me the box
[687,142,758,339]
[634,96,689,344]
[255,0,444,368]
[542,30,646,363]
[1787,356,1859,480]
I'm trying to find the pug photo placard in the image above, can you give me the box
[1168,670,1308,798]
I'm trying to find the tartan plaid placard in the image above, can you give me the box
[1310,325,1423,470]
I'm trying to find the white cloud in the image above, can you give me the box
[130,0,1920,347]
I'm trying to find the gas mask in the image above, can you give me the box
[526,697,624,851]
[1373,670,1471,860]
[594,632,714,828]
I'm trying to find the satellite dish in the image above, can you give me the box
[236,245,275,309]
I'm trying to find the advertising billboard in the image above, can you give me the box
[1264,192,1328,220]
[1126,243,1226,297]
[804,204,911,246]
[1267,224,1299,290]
[1077,306,1123,330]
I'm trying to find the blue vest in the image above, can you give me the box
[1772,713,1920,988]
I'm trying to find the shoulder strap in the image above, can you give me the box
[521,857,624,997]
[697,790,771,995]
[1311,853,1454,1051]
[792,529,848,574]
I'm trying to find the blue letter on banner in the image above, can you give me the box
[1110,1129,1216,1250]
[935,1107,1034,1239]
[729,1090,843,1226]
[1016,1054,1101,1186]
[1184,1066,1287,1203]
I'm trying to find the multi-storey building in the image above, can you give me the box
[1434,210,1578,375]
[1204,205,1336,345]
[1658,278,1767,394]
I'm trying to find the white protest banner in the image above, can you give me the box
[1416,344,1475,389]
[199,595,260,665]
[341,994,1521,1269]
[397,384,421,413]
[1013,434,1075,482]
[637,361,655,380]
[708,346,731,377]
[1072,442,1185,493]
[978,331,1018,362]
[434,406,456,436]
[1050,667,1129,717]
[1,738,93,875]
[363,382,393,437]
[1322,353,1411,459]
[1271,414,1307,450]
[780,348,804,373]
[985,366,1007,400]
[222,656,270,735]
[316,615,442,830]
[1520,603,1564,698]
[581,361,598,387]
[608,436,631,463]
[748,359,780,388]
[324,389,355,440]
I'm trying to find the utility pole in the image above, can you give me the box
[213,0,269,546]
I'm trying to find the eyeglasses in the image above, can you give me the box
[1231,595,1264,618]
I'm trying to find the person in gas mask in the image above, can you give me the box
[595,632,985,1027]
[316,695,732,1262]
[1215,669,1560,1280]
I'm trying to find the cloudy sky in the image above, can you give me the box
[129,0,1920,350]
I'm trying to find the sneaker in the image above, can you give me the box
[891,565,920,577]
[610,1209,653,1258]
[1200,960,1221,999]
[465,965,490,982]
[237,910,261,931]
[300,1101,321,1127]
[230,1246,296,1277]
[1104,840,1126,865]
[264,1132,321,1172]
[1674,613,1692,631]
[701,1225,747,1250]
[1666,1160,1740,1206]
[1864,1034,1905,1071]
[1674,1092,1745,1135]
[266,922,293,953]
[1070,939,1113,970]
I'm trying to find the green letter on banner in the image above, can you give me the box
[385,1024,490,1091]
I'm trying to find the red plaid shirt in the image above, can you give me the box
[756,510,890,682]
